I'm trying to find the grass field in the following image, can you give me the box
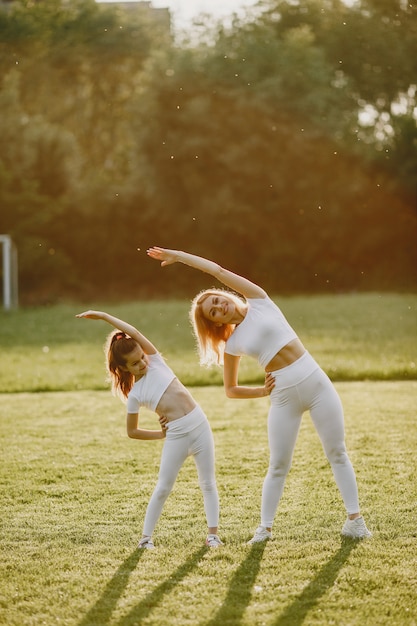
[0,293,416,393]
[1,294,416,626]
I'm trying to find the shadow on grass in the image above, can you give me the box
[115,546,208,626]
[77,549,143,626]
[78,546,208,626]
[203,542,267,626]
[271,538,359,626]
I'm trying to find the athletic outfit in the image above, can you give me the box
[127,352,176,413]
[225,296,298,368]
[225,297,361,530]
[127,352,219,540]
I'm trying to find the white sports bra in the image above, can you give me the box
[126,352,176,413]
[225,297,298,369]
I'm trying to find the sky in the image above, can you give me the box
[99,0,262,32]
[151,0,260,24]
[99,1,359,39]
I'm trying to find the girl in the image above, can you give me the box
[147,247,372,543]
[76,310,222,549]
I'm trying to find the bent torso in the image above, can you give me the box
[265,338,306,372]
[155,378,196,422]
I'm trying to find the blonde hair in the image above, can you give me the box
[189,289,245,367]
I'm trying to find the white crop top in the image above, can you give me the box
[225,296,298,368]
[126,352,176,413]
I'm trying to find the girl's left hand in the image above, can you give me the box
[75,310,103,320]
[159,415,168,430]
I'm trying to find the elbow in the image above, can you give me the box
[217,266,228,280]
[225,386,237,399]
[126,414,139,438]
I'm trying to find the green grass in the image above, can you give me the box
[0,293,416,393]
[0,294,416,625]
[1,383,416,626]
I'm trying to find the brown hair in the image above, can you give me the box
[105,330,138,400]
[189,289,244,366]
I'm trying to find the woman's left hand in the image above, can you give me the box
[159,415,168,430]
[264,372,275,395]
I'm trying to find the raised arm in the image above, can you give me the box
[147,247,266,300]
[75,310,157,355]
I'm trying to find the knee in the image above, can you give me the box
[199,477,217,494]
[268,458,291,479]
[154,482,173,500]
[326,444,348,465]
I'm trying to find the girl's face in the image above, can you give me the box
[200,293,239,326]
[121,344,149,380]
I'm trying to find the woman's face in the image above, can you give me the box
[200,293,237,326]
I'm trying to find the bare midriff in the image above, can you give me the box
[155,378,197,422]
[265,338,306,372]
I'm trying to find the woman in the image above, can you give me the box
[76,309,222,549]
[147,247,371,542]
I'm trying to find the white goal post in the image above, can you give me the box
[0,235,18,310]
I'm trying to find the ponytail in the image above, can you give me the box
[105,331,137,399]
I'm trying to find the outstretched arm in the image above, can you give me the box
[147,247,266,299]
[75,310,157,355]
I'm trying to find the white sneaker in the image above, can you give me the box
[341,516,372,539]
[138,536,155,549]
[248,526,272,544]
[206,534,223,548]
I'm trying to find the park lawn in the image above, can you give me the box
[0,382,416,626]
[0,293,416,393]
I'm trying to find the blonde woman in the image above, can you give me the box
[147,247,371,542]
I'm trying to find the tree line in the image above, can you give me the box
[0,0,416,303]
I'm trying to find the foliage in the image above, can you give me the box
[0,70,79,296]
[0,0,416,302]
[247,0,417,193]
[1,382,416,625]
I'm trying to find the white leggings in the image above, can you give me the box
[261,352,360,528]
[142,405,219,537]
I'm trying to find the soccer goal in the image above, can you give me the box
[0,235,18,310]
